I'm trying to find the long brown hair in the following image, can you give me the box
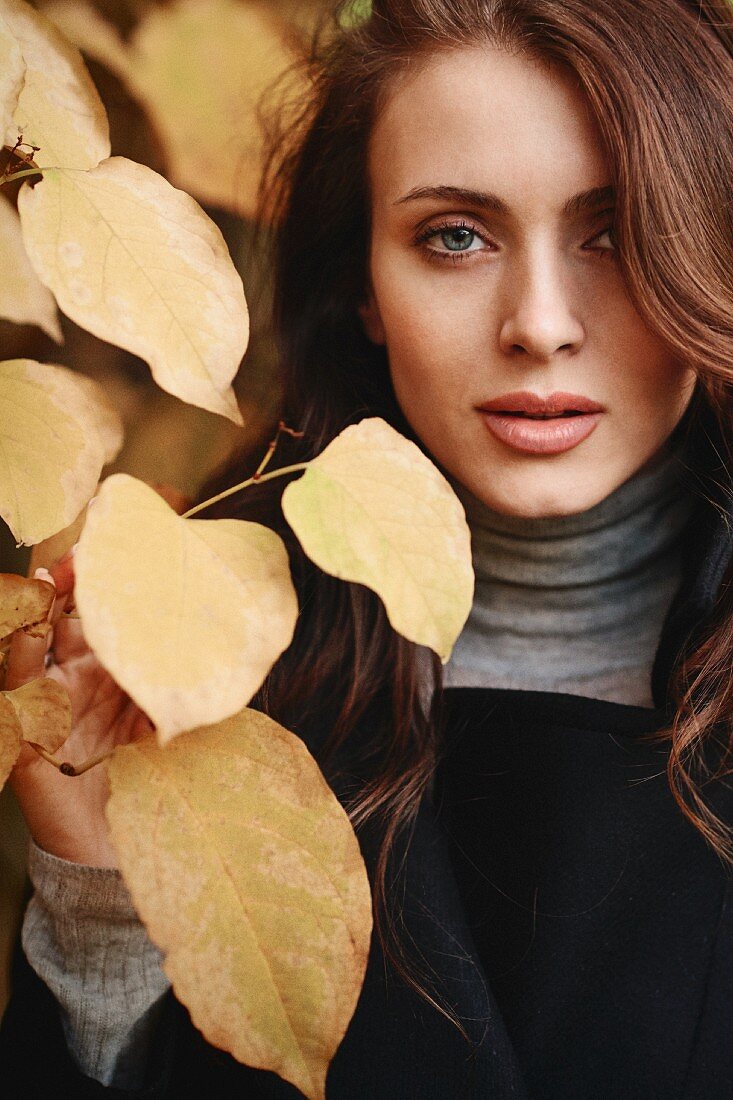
[196,0,733,1030]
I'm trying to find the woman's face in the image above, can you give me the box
[360,47,697,517]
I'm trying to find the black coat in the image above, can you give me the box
[2,412,732,1099]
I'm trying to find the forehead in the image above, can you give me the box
[368,46,610,216]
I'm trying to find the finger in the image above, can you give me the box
[52,614,87,661]
[29,567,57,624]
[48,589,71,627]
[48,549,76,599]
[46,554,76,622]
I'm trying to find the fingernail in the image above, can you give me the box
[33,567,55,584]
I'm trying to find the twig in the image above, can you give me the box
[28,742,114,777]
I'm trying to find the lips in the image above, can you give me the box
[476,391,605,455]
[477,391,604,417]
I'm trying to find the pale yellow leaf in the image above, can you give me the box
[74,474,299,743]
[281,416,474,662]
[0,358,124,545]
[38,0,131,82]
[106,708,373,1100]
[0,573,53,638]
[5,676,71,753]
[27,478,186,578]
[0,694,21,789]
[0,193,62,341]
[126,0,302,219]
[28,502,85,575]
[0,9,25,147]
[60,369,124,465]
[19,158,247,423]
[0,0,110,170]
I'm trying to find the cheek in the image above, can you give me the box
[383,315,479,416]
[620,350,696,434]
[592,290,697,430]
[372,259,489,398]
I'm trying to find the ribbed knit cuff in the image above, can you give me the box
[22,837,171,1089]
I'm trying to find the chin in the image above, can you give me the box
[518,499,600,519]
[470,476,615,520]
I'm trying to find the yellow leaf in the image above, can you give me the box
[38,0,131,83]
[74,474,299,743]
[0,573,53,638]
[0,358,123,545]
[27,478,192,578]
[106,708,373,1100]
[0,694,21,790]
[0,9,25,147]
[4,676,71,754]
[0,0,110,170]
[28,498,86,576]
[19,158,247,424]
[0,193,62,341]
[281,417,474,663]
[126,0,302,219]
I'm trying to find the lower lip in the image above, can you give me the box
[479,411,603,455]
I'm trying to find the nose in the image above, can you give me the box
[498,248,584,361]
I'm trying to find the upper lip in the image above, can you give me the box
[477,391,605,415]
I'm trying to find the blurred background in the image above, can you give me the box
[0,0,349,1010]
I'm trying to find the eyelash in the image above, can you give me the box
[414,217,617,265]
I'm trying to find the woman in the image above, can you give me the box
[2,0,732,1096]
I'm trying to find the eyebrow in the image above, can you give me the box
[393,184,616,217]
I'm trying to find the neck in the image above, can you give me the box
[441,443,697,707]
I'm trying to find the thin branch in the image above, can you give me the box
[182,420,306,518]
[27,741,114,777]
[182,462,309,518]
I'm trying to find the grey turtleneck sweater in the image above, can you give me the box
[20,440,698,1089]
[441,441,696,706]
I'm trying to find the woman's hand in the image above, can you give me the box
[6,550,153,868]
[6,483,191,868]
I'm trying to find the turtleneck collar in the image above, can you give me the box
[438,397,733,709]
[448,439,693,582]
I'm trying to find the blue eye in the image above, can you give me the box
[440,227,476,251]
[416,219,490,263]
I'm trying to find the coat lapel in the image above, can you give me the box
[326,788,529,1098]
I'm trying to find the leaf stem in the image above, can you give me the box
[0,166,44,185]
[0,164,89,186]
[27,743,62,769]
[252,420,303,480]
[67,748,115,776]
[182,463,309,518]
[28,742,114,777]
